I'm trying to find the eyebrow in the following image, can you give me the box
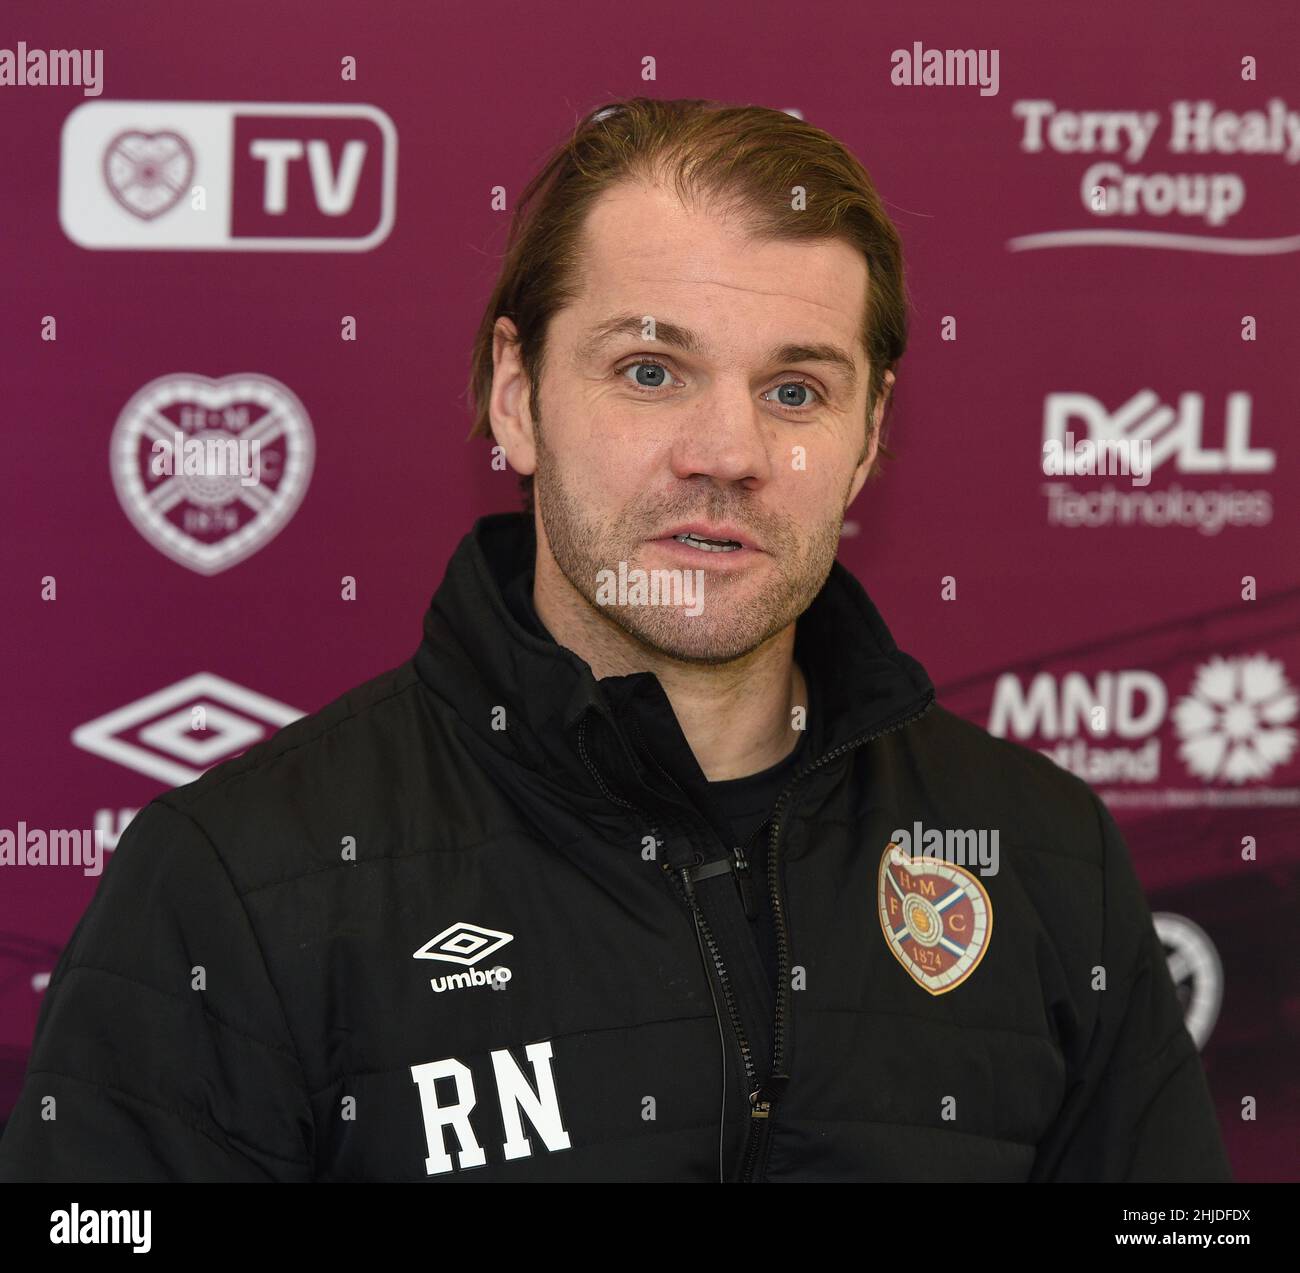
[578,313,860,391]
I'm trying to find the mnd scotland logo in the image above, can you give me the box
[988,653,1300,808]
[1172,654,1298,784]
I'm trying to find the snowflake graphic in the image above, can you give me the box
[1171,654,1298,783]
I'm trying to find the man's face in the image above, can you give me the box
[507,179,886,664]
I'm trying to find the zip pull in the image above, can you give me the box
[682,852,754,919]
[731,846,756,919]
[748,1074,789,1119]
[679,851,719,902]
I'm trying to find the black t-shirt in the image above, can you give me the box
[502,565,808,996]
[704,730,807,997]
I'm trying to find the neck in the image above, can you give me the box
[533,549,806,782]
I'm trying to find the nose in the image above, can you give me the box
[666,378,775,486]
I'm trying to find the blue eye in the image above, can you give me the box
[621,360,671,389]
[617,359,824,411]
[764,381,821,409]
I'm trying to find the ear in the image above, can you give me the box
[847,369,895,505]
[488,316,538,478]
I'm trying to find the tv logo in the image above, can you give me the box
[60,100,396,250]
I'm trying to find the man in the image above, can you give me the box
[0,98,1231,1182]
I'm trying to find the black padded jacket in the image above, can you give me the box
[0,513,1233,1182]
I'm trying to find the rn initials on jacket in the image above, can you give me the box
[410,1040,571,1174]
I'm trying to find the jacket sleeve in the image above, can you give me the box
[0,799,315,1182]
[1034,792,1233,1182]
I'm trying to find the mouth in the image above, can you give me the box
[653,524,758,555]
[669,532,743,554]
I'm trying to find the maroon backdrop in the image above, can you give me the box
[2,0,1297,1182]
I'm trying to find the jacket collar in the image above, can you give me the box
[413,512,934,807]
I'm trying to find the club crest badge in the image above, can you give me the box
[878,842,992,995]
[110,372,315,575]
[103,129,195,221]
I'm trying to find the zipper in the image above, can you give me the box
[624,713,757,922]
[736,689,937,1182]
[579,712,759,1139]
[620,715,762,1096]
[682,849,755,921]
[674,853,758,1092]
[731,803,780,919]
[731,844,755,919]
[578,687,937,1183]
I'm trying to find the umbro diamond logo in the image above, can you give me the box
[414,921,513,993]
[414,922,512,965]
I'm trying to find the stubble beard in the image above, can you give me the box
[533,414,849,666]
